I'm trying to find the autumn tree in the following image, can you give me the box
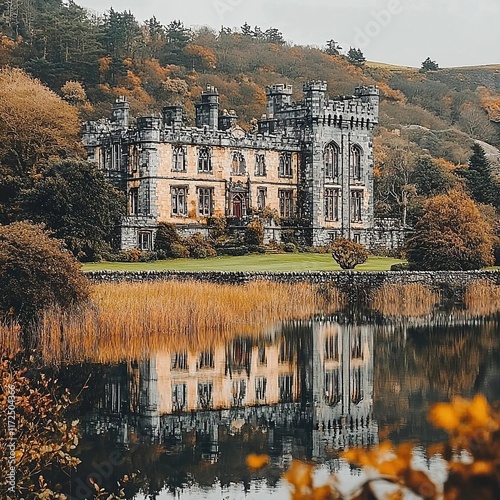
[406,190,494,270]
[0,67,83,176]
[0,222,90,329]
[331,238,369,269]
[457,143,499,206]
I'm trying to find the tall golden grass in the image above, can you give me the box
[34,280,343,364]
[371,283,439,318]
[464,280,500,316]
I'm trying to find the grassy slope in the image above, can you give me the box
[82,254,404,272]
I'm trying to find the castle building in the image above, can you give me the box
[82,81,380,250]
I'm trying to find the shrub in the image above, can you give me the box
[219,246,249,256]
[284,242,298,253]
[207,215,228,240]
[170,242,190,259]
[245,219,264,245]
[330,238,369,269]
[0,222,90,331]
[390,262,410,271]
[154,222,181,256]
[182,232,217,259]
[247,244,266,254]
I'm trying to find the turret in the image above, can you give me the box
[265,84,293,118]
[163,105,183,129]
[195,85,219,129]
[112,96,130,128]
[219,109,238,131]
[354,85,379,123]
[303,81,327,118]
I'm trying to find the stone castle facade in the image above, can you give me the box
[83,81,387,250]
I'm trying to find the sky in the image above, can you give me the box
[76,0,499,68]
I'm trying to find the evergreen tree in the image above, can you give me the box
[457,143,499,207]
[325,39,342,56]
[421,57,439,71]
[346,47,365,66]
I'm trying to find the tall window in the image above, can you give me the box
[324,142,339,179]
[112,143,120,170]
[278,189,294,218]
[198,187,213,216]
[231,151,246,174]
[129,188,139,215]
[279,374,293,403]
[231,379,247,407]
[130,145,140,173]
[350,145,362,180]
[138,232,152,251]
[171,186,187,216]
[325,188,340,221]
[255,154,266,176]
[172,146,186,172]
[351,190,363,222]
[171,352,188,370]
[257,188,267,210]
[324,334,339,361]
[198,147,212,173]
[351,366,363,405]
[279,152,293,177]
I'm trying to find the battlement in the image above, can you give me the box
[303,80,328,93]
[266,83,293,96]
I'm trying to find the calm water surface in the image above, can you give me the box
[48,309,500,499]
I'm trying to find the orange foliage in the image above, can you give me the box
[377,82,406,103]
[184,44,217,69]
[477,86,500,122]
[98,56,112,76]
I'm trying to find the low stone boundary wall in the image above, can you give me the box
[85,270,500,301]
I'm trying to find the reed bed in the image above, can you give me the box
[37,280,343,364]
[371,283,439,318]
[464,281,500,316]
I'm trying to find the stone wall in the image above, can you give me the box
[85,269,500,301]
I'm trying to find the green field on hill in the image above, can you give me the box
[82,254,404,273]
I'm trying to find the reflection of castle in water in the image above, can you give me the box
[86,319,378,460]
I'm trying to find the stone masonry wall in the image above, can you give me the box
[85,270,500,301]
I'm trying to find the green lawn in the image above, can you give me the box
[82,254,404,273]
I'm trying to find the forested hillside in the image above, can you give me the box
[1,0,500,265]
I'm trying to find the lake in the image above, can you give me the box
[44,305,500,499]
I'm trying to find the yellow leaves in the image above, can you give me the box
[246,453,269,470]
[429,402,461,431]
[283,461,314,498]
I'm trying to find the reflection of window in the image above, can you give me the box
[279,374,293,403]
[198,187,213,216]
[324,142,339,179]
[172,146,186,172]
[351,367,363,404]
[350,145,362,180]
[171,352,188,371]
[325,370,341,405]
[198,147,212,173]
[257,188,266,210]
[324,334,339,361]
[198,351,214,370]
[231,379,246,406]
[255,377,267,401]
[198,381,213,409]
[129,188,139,215]
[325,188,339,221]
[255,154,266,176]
[258,345,267,366]
[278,190,294,218]
[171,186,187,216]
[351,190,363,222]
[279,153,292,177]
[231,152,246,174]
[351,331,363,360]
[138,232,152,251]
[172,383,187,411]
[279,339,293,364]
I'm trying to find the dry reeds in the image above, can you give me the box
[0,320,21,355]
[465,280,500,316]
[37,280,343,364]
[371,283,439,318]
